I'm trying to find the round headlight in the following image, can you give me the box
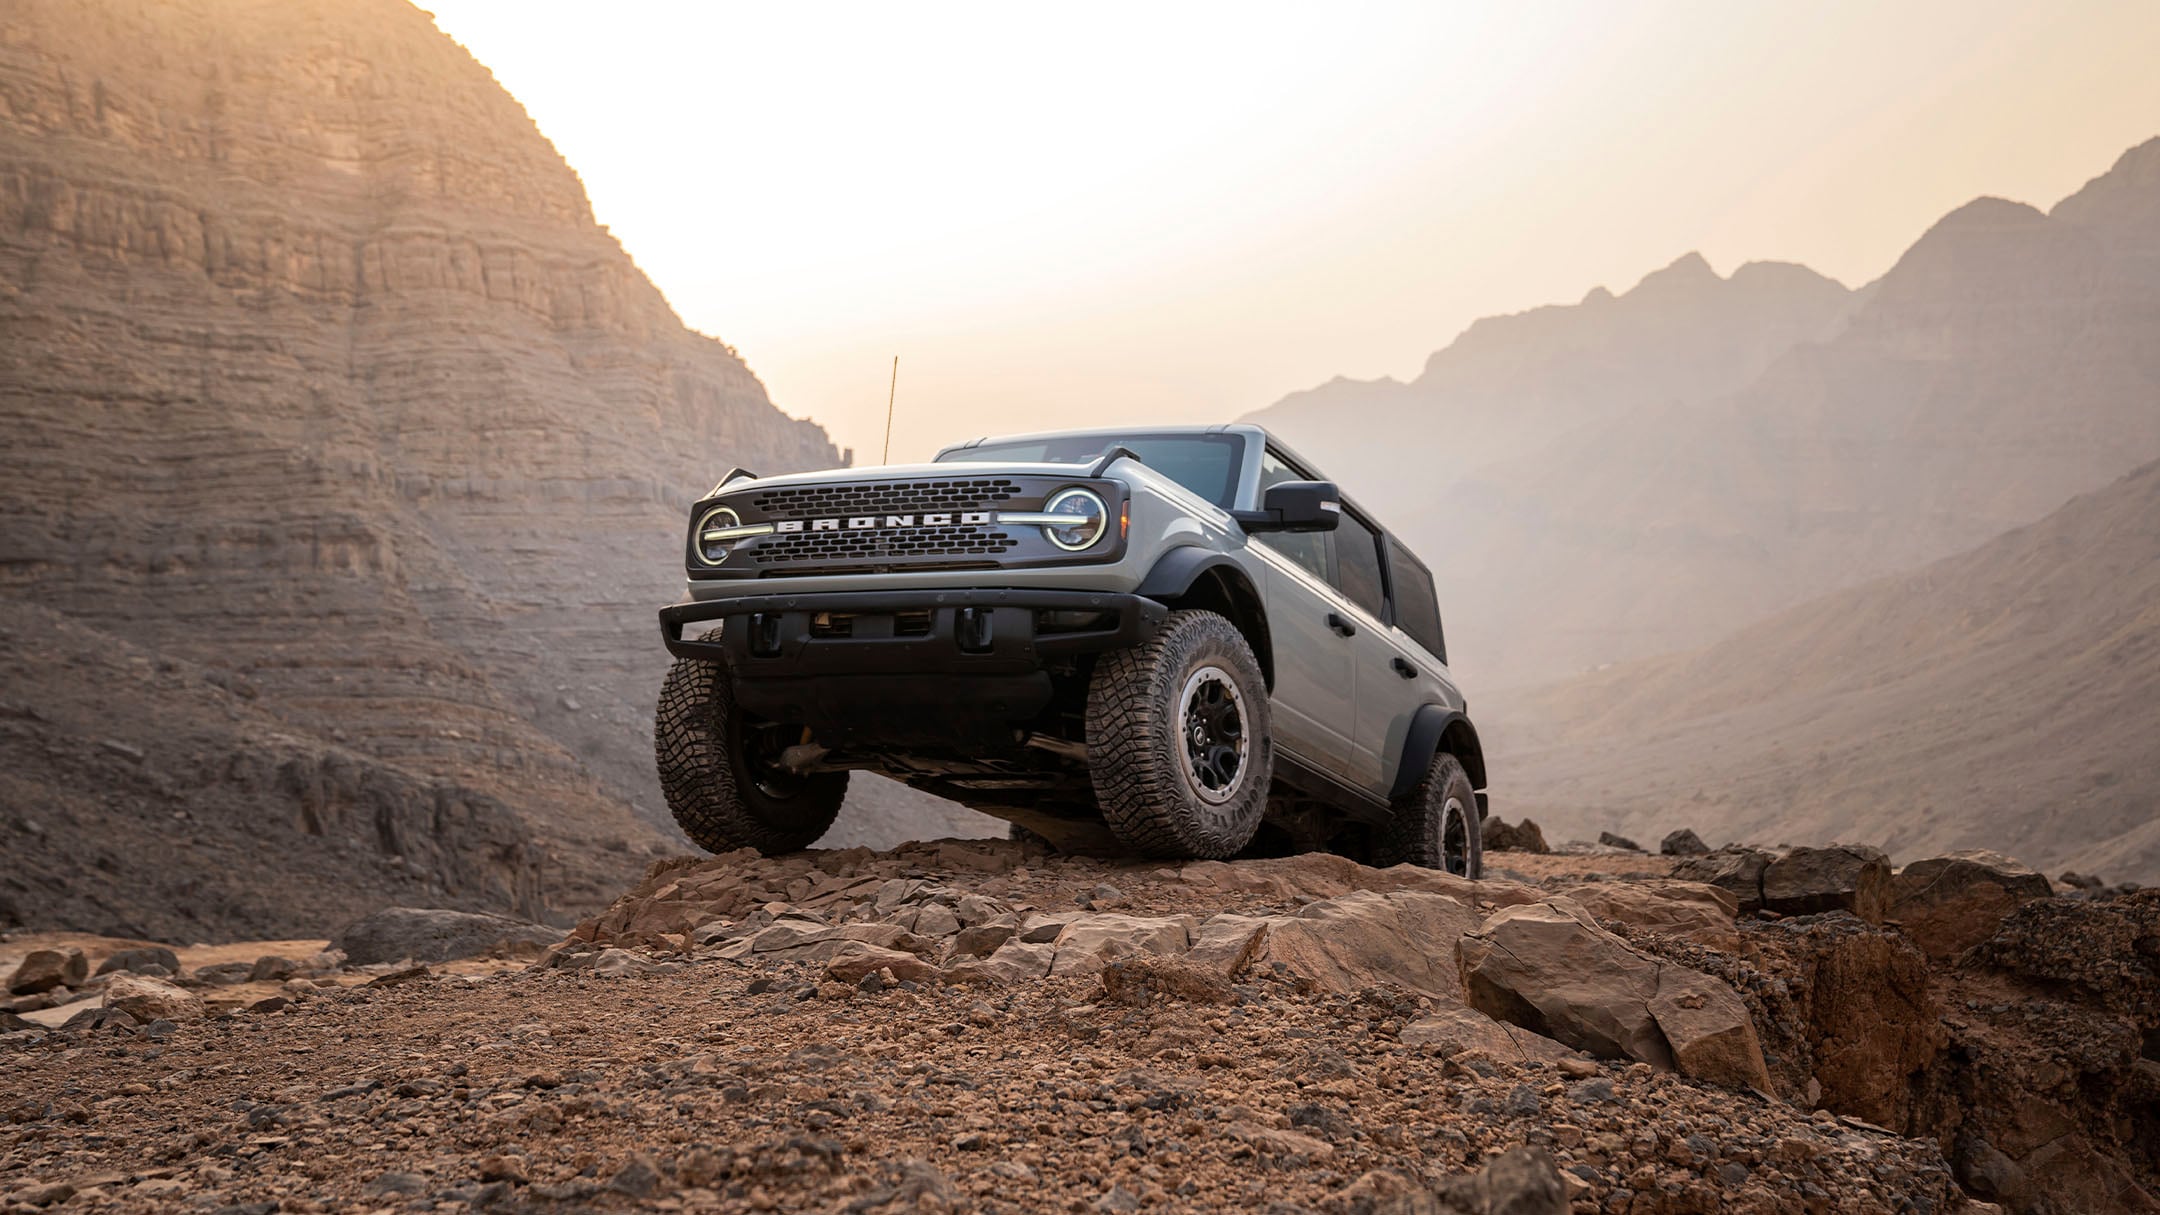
[1042,488,1108,551]
[694,505,740,565]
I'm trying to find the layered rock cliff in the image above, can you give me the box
[0,0,952,932]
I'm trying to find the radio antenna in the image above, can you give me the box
[881,356,899,464]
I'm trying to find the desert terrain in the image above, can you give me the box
[6,836,2156,1213]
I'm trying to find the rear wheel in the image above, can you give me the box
[1085,609,1270,859]
[1378,751,1482,877]
[654,633,846,855]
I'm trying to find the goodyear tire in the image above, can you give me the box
[1085,609,1270,859]
[1378,750,1482,877]
[654,632,845,855]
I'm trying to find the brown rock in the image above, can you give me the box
[1458,900,1675,1068]
[1888,849,2053,960]
[1252,890,1484,1000]
[1646,971,1773,1091]
[950,924,1016,958]
[1762,844,1892,923]
[6,948,87,995]
[1400,1005,1577,1066]
[1483,817,1550,854]
[1752,915,1947,1130]
[102,973,204,1024]
[1661,828,1711,856]
[1460,899,1770,1089]
[943,940,1055,986]
[1182,914,1270,980]
[1048,914,1193,977]
[824,945,936,986]
[1671,848,1774,913]
[1560,880,1740,950]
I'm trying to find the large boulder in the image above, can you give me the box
[103,973,204,1023]
[6,947,87,995]
[1458,900,1674,1068]
[1660,828,1711,856]
[1888,850,2053,960]
[1762,844,1892,923]
[332,907,560,965]
[1458,899,1771,1090]
[1671,848,1774,913]
[1251,890,1484,1000]
[1560,880,1740,950]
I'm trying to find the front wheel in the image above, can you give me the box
[1085,609,1270,859]
[1377,751,1482,878]
[654,634,846,855]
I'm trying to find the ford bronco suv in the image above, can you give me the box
[654,424,1487,876]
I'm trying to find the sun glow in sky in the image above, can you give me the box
[423,1,2160,463]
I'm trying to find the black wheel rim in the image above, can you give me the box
[1440,795,1470,876]
[1176,665,1248,804]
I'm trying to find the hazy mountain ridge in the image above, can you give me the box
[1249,137,2160,688]
[0,0,982,934]
[1252,252,1858,513]
[1492,455,2160,884]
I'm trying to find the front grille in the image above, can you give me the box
[755,525,1020,567]
[748,478,1022,518]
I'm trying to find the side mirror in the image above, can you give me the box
[1235,481,1341,533]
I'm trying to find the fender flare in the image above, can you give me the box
[1135,547,1273,687]
[1135,547,1245,601]
[1391,704,1488,801]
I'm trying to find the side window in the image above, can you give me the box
[1335,513,1387,620]
[1386,537,1447,664]
[1254,449,1330,583]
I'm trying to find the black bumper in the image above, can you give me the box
[657,589,1166,745]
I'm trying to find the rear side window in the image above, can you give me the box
[1386,538,1447,664]
[1335,513,1387,620]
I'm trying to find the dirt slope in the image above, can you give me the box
[1492,457,2160,885]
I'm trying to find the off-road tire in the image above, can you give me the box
[1378,750,1482,877]
[654,632,846,855]
[1085,609,1270,859]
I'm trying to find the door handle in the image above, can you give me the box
[1391,656,1417,679]
[1326,612,1356,638]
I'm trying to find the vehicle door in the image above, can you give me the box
[1335,511,1426,797]
[1246,448,1358,776]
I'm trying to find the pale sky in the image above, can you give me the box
[423,1,2160,464]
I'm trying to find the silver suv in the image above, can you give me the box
[654,424,1486,876]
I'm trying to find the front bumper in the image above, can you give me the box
[657,589,1167,744]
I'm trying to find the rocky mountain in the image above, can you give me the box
[0,0,982,936]
[1493,455,2160,885]
[1250,138,2160,688]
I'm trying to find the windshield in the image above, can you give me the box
[937,433,1245,509]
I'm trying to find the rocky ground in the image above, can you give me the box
[2,835,2154,1214]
